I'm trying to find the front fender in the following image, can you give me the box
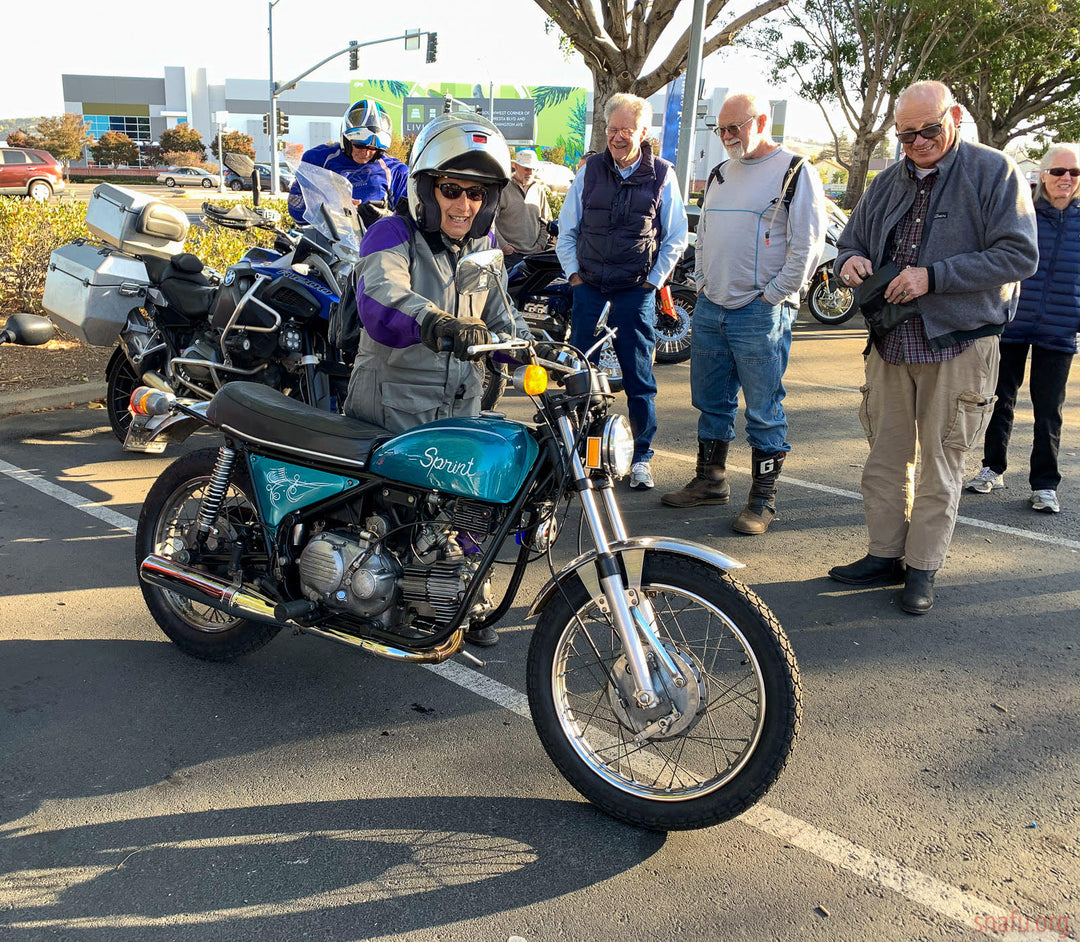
[123,401,211,453]
[526,536,745,619]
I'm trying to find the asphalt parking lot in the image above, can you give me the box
[1,320,1077,941]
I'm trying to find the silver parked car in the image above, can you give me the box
[156,167,220,188]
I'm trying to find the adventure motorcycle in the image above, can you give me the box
[41,157,360,443]
[480,246,696,410]
[126,248,801,832]
[804,199,856,326]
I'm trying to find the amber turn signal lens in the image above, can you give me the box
[522,364,549,395]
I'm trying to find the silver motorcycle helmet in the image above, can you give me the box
[342,99,392,154]
[407,112,511,239]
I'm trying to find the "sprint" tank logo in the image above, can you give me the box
[420,447,476,478]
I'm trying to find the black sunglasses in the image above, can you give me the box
[1045,167,1080,177]
[437,182,487,201]
[895,121,946,145]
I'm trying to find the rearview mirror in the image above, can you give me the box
[1,313,54,346]
[222,153,255,177]
[456,249,504,295]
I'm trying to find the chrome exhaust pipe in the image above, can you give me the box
[139,554,466,664]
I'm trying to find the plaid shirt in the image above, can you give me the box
[877,164,973,365]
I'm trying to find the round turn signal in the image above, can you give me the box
[522,364,549,396]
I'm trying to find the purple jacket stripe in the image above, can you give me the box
[360,216,411,258]
[356,276,421,348]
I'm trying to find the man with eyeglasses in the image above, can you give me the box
[661,91,826,536]
[288,99,408,226]
[827,80,1038,616]
[556,92,689,490]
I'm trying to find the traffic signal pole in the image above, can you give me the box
[264,30,435,197]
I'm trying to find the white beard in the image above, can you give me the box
[725,140,746,160]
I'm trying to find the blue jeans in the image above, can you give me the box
[570,282,657,463]
[690,294,794,454]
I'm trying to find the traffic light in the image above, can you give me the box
[276,112,289,135]
[426,31,438,64]
[262,113,271,135]
[348,40,358,71]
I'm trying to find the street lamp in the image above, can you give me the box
[268,0,282,195]
[214,111,229,194]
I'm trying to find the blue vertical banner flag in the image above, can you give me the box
[660,75,685,164]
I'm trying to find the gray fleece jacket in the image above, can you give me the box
[837,139,1038,344]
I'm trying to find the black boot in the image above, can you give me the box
[660,439,730,507]
[732,449,785,534]
[828,554,906,585]
[465,625,499,646]
[900,567,936,615]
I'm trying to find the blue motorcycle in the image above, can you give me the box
[126,249,801,831]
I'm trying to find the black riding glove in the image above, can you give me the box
[420,312,493,360]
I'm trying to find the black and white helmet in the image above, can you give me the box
[342,99,392,153]
[407,112,511,239]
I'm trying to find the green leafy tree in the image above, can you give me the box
[210,130,256,161]
[35,113,92,164]
[90,130,138,167]
[159,125,206,158]
[530,0,791,151]
[755,0,996,208]
[924,0,1080,149]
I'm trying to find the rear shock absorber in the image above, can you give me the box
[196,446,239,540]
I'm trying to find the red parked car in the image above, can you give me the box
[0,147,66,201]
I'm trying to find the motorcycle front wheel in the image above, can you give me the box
[480,355,507,411]
[526,551,801,831]
[106,346,141,442]
[136,447,280,661]
[654,288,695,364]
[807,274,857,325]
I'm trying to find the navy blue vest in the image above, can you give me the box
[577,141,669,292]
[1003,198,1080,354]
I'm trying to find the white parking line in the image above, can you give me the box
[0,456,1068,940]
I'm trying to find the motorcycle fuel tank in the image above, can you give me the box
[369,417,539,504]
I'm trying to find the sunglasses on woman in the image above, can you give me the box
[437,182,487,201]
[1045,167,1080,178]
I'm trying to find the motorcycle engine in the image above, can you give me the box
[298,522,401,619]
[176,336,223,382]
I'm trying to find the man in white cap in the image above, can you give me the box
[494,148,553,271]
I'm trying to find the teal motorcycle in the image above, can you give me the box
[128,250,801,832]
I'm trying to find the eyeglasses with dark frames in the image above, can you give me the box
[714,116,755,137]
[895,110,950,144]
[437,182,488,201]
[1045,167,1080,178]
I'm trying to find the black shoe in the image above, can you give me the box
[900,568,935,615]
[465,625,499,647]
[828,554,905,586]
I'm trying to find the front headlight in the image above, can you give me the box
[583,415,634,479]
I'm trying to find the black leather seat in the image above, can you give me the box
[206,382,389,470]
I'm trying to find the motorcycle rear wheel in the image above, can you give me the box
[654,288,695,364]
[106,346,141,442]
[526,551,801,831]
[136,447,280,661]
[807,274,857,325]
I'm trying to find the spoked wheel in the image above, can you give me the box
[527,551,801,831]
[105,346,141,442]
[480,355,508,411]
[597,340,623,391]
[807,274,857,325]
[135,447,279,661]
[654,288,694,364]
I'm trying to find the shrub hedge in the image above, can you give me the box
[0,195,288,315]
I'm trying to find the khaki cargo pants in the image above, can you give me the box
[858,336,999,571]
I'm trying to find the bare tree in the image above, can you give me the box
[530,0,791,151]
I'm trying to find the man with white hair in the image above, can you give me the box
[494,148,553,271]
[828,80,1038,614]
[661,91,825,535]
[557,92,688,490]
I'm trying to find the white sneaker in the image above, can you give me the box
[965,467,1004,493]
[1031,489,1060,513]
[629,461,654,489]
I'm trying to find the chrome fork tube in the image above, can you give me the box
[196,446,238,539]
[555,415,659,708]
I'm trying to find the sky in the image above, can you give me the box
[2,0,835,140]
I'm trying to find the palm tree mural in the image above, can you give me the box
[364,80,411,100]
[532,86,576,113]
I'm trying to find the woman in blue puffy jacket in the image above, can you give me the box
[966,142,1080,513]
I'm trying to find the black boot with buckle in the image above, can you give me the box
[660,439,731,508]
[732,448,785,535]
